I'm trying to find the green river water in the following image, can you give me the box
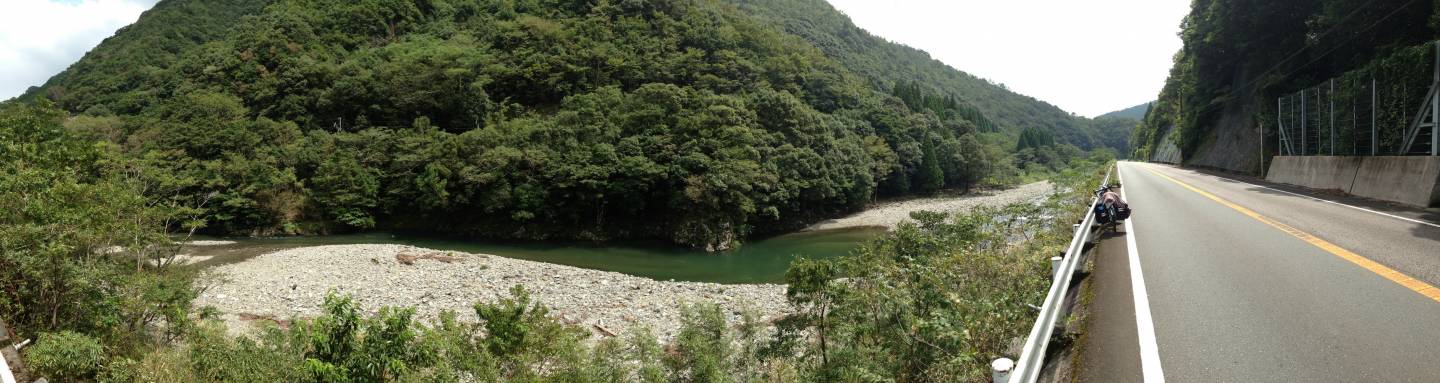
[185,227,885,284]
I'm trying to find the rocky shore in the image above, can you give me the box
[194,182,1053,341]
[195,244,788,341]
[805,181,1054,231]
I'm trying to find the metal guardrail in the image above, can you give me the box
[995,165,1113,383]
[0,320,14,383]
[1,350,15,383]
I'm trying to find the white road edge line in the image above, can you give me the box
[1166,165,1440,229]
[1120,163,1165,382]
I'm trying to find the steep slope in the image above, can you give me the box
[727,0,1110,150]
[1098,102,1150,120]
[1131,0,1436,172]
[14,0,1022,250]
[12,0,271,113]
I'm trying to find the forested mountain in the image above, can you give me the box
[1098,102,1150,120]
[1131,0,1437,171]
[8,0,1118,249]
[6,0,986,250]
[13,0,271,112]
[1086,116,1135,157]
[727,0,1115,151]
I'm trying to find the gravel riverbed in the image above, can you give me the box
[196,182,1049,341]
[195,244,788,341]
[804,181,1054,231]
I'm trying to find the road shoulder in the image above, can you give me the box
[1074,225,1143,383]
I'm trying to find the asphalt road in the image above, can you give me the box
[1080,161,1440,382]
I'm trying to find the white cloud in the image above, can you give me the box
[0,0,158,101]
[826,0,1191,117]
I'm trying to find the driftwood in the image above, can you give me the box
[396,251,462,265]
[592,323,618,337]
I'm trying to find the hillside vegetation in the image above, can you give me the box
[1097,102,1149,120]
[0,98,1111,381]
[0,0,1131,381]
[12,0,1115,249]
[14,0,270,111]
[729,0,1127,152]
[1131,0,1437,170]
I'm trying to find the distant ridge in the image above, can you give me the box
[1098,102,1150,120]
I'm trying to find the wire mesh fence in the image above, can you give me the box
[1277,42,1437,156]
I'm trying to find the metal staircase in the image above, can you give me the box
[1400,43,1439,156]
[1401,84,1437,155]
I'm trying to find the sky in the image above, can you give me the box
[0,0,1190,117]
[827,0,1191,117]
[0,0,159,101]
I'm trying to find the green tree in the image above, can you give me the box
[311,152,381,229]
[919,142,945,194]
[0,101,198,359]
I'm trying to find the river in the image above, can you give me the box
[182,227,885,284]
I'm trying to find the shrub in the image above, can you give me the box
[665,304,735,383]
[25,331,106,381]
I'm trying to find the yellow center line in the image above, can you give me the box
[1142,166,1440,303]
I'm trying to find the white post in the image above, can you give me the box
[1051,256,1063,278]
[992,358,1015,383]
[1351,77,1358,155]
[0,348,15,383]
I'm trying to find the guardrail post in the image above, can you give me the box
[1050,256,1063,278]
[1,345,16,383]
[992,358,1014,382]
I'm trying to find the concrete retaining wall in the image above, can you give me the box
[1265,156,1440,207]
[1264,156,1363,192]
[1349,157,1440,207]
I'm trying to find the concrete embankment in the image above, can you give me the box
[1265,156,1440,207]
[1265,156,1364,192]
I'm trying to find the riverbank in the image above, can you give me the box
[804,181,1054,231]
[194,244,787,341]
[190,182,1051,340]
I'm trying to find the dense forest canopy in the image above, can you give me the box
[8,0,1122,249]
[14,0,270,112]
[1131,0,1438,165]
